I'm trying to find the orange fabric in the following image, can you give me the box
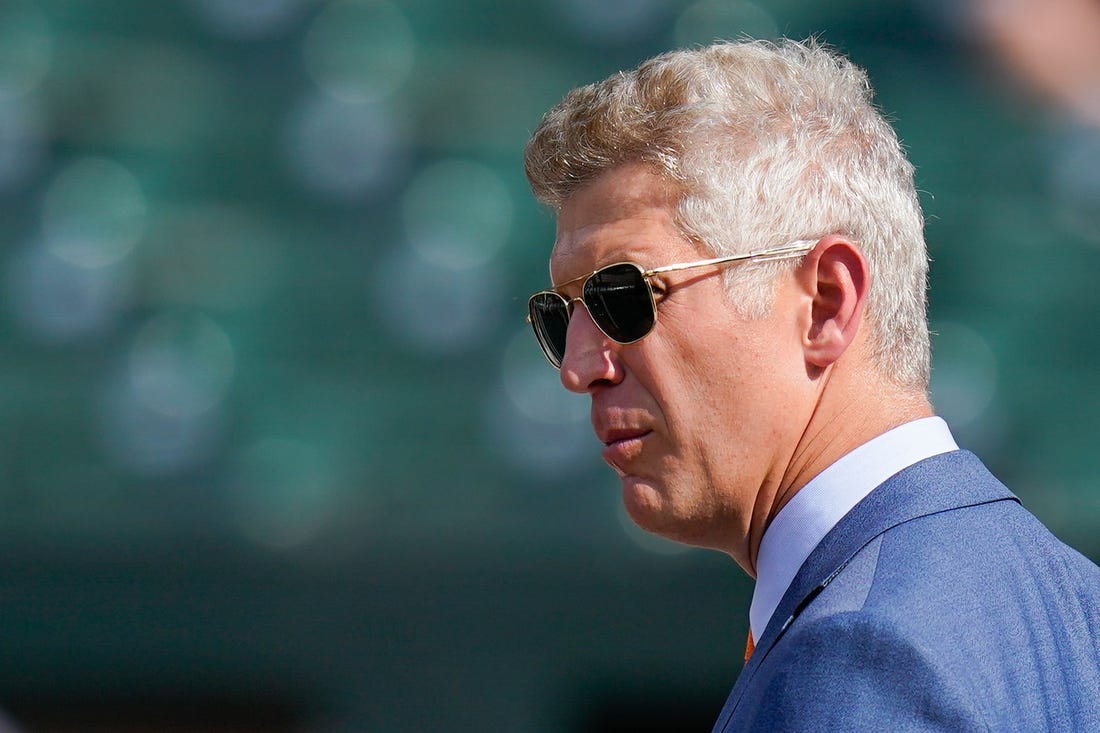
[744,630,755,664]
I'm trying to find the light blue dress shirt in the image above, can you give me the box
[749,416,959,642]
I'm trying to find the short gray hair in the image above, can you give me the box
[524,39,930,390]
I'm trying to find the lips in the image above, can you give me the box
[599,427,651,474]
[600,428,651,446]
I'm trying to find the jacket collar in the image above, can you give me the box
[714,450,1018,728]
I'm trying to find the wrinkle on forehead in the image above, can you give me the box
[549,164,685,285]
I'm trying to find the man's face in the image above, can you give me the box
[549,164,816,558]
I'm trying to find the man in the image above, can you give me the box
[523,40,1100,731]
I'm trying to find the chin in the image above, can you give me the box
[620,476,708,548]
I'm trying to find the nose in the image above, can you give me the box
[559,301,624,393]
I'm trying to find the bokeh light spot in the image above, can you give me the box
[501,327,587,426]
[372,247,500,355]
[483,329,593,478]
[403,159,513,270]
[6,242,130,343]
[189,0,310,40]
[99,372,223,477]
[128,311,236,419]
[42,157,147,268]
[303,0,416,103]
[284,93,403,200]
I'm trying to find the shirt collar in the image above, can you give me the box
[748,416,959,642]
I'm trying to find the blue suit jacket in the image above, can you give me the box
[712,450,1100,732]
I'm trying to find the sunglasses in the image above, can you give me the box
[527,240,816,368]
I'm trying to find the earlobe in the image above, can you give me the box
[802,236,869,369]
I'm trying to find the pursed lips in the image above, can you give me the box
[599,427,651,446]
[597,426,652,475]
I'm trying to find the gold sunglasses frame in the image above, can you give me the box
[527,239,817,368]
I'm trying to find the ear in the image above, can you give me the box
[799,235,869,369]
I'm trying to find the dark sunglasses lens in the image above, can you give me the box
[529,293,570,366]
[584,264,655,343]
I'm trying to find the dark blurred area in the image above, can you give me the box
[0,0,1098,730]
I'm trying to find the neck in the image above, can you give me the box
[740,363,932,577]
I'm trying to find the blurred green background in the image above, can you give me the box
[0,0,1098,730]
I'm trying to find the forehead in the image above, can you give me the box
[549,165,694,283]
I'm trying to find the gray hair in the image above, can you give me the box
[524,39,930,390]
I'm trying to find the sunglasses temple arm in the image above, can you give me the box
[645,240,816,277]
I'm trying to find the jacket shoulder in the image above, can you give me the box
[731,611,987,733]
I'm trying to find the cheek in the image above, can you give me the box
[663,329,803,437]
[633,293,803,429]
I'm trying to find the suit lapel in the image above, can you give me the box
[713,450,1018,730]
